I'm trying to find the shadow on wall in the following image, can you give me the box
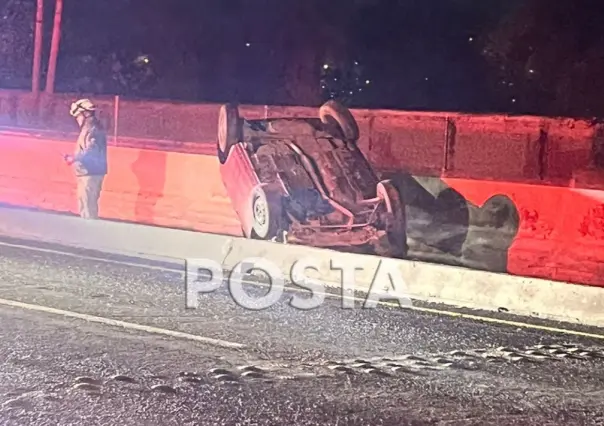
[132,149,168,224]
[382,172,520,273]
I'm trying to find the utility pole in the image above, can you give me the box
[45,0,63,94]
[32,0,44,93]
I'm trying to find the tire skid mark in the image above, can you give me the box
[6,342,601,404]
[321,343,604,377]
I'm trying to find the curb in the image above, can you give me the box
[0,206,602,328]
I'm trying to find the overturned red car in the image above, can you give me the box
[217,100,407,257]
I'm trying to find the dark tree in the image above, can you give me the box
[199,0,354,106]
[58,0,203,99]
[0,0,34,89]
[345,0,513,111]
[484,0,604,117]
[252,0,353,106]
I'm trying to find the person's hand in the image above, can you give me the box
[63,154,74,165]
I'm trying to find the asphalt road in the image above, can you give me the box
[1,237,604,425]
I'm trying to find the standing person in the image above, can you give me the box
[63,99,108,219]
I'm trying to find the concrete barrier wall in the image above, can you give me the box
[1,89,601,181]
[0,89,603,287]
[0,131,242,236]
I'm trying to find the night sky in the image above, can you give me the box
[2,0,604,117]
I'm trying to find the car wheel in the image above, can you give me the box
[251,186,284,240]
[377,180,408,258]
[217,103,241,164]
[319,100,360,142]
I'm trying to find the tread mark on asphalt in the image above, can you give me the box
[150,384,177,394]
[20,343,602,402]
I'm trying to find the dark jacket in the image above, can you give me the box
[73,116,108,176]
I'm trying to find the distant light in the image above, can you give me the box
[323,64,329,70]
[135,55,150,65]
[245,42,251,47]
[529,69,535,74]
[468,37,474,42]
[512,98,517,103]
[354,61,359,65]
[349,91,353,95]
[425,77,429,81]
[365,79,370,84]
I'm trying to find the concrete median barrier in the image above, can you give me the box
[0,131,242,237]
[0,90,603,288]
[0,206,602,328]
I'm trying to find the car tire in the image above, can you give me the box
[250,186,284,240]
[319,100,360,142]
[217,103,241,164]
[377,180,408,258]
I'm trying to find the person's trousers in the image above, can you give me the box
[76,175,104,219]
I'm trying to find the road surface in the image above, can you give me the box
[0,235,603,425]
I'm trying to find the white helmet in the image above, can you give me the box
[69,98,96,117]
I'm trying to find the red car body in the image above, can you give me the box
[217,101,407,257]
